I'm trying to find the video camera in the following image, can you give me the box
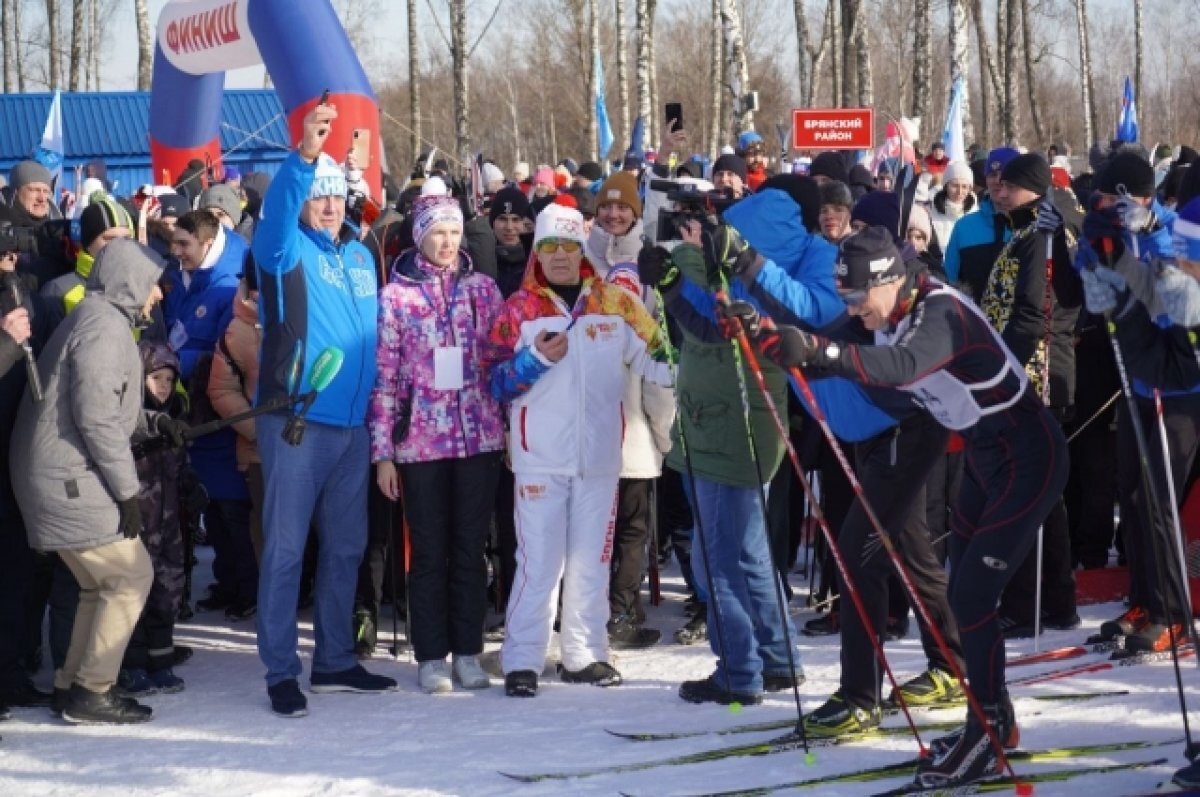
[649,179,738,243]
[0,223,39,257]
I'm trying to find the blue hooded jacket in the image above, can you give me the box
[717,189,905,442]
[251,151,378,428]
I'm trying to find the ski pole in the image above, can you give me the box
[716,290,809,749]
[1033,232,1057,654]
[719,296,926,755]
[652,288,735,702]
[781,359,1022,782]
[1097,238,1197,758]
[1152,387,1199,669]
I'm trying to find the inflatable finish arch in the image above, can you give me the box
[149,0,381,198]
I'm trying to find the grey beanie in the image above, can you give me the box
[10,160,53,190]
[199,184,243,225]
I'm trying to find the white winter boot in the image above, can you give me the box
[452,655,492,689]
[418,660,453,694]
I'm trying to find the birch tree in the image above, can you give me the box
[2,0,14,93]
[46,0,60,89]
[997,0,1020,143]
[830,0,842,108]
[970,0,999,146]
[840,0,855,107]
[949,0,973,146]
[587,0,599,160]
[854,6,871,108]
[1075,0,1097,147]
[616,0,629,150]
[1134,0,1143,104]
[68,0,83,90]
[409,0,420,161]
[449,0,470,168]
[793,0,812,108]
[911,0,931,122]
[135,0,152,90]
[13,0,22,91]
[635,0,652,152]
[718,0,752,135]
[708,0,722,157]
[1019,0,1043,144]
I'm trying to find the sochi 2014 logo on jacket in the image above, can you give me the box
[518,483,547,501]
[585,321,618,341]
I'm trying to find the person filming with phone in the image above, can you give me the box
[250,97,395,718]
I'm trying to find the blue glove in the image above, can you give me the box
[1080,267,1128,316]
[1156,266,1200,328]
[1034,197,1064,234]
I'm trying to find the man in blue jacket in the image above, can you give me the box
[251,100,395,718]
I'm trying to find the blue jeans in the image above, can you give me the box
[690,476,800,694]
[256,414,369,687]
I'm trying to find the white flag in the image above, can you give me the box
[34,91,65,186]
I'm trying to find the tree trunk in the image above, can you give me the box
[854,7,871,108]
[1075,0,1096,148]
[135,0,153,90]
[647,0,659,146]
[970,0,999,146]
[949,0,973,146]
[450,0,470,171]
[1001,0,1020,143]
[635,0,651,153]
[830,0,841,107]
[587,0,599,160]
[45,0,59,89]
[408,0,420,161]
[708,0,722,157]
[1134,0,1143,107]
[505,73,521,165]
[718,0,752,136]
[13,0,21,92]
[911,0,931,122]
[793,0,811,108]
[616,0,629,149]
[1019,0,1043,145]
[811,0,832,108]
[68,0,83,90]
[839,0,856,108]
[2,0,13,93]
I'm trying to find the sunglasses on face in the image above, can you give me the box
[536,239,581,254]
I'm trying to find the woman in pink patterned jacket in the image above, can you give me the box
[368,193,506,695]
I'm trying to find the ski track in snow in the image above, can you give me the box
[0,547,1190,796]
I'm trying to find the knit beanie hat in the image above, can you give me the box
[533,166,556,189]
[566,186,597,216]
[576,161,603,182]
[481,162,505,186]
[1098,151,1156,198]
[850,191,901,243]
[1172,197,1200,262]
[943,160,973,186]
[411,194,464,251]
[490,186,531,224]
[810,152,849,184]
[999,153,1051,196]
[820,180,853,209]
[848,164,875,191]
[712,154,748,186]
[10,160,53,190]
[760,174,822,234]
[199,184,243,223]
[985,147,1021,176]
[907,203,933,241]
[309,153,348,200]
[597,171,642,217]
[80,196,134,250]
[835,226,905,291]
[533,202,587,249]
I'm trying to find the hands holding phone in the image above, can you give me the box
[300,92,337,163]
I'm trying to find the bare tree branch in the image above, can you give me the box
[468,0,505,59]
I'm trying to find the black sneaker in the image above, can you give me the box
[310,664,398,693]
[195,588,233,613]
[505,670,538,697]
[172,645,194,667]
[484,621,506,643]
[673,613,708,645]
[802,691,881,738]
[61,685,153,725]
[678,675,762,706]
[608,615,662,650]
[916,703,1015,788]
[268,679,308,718]
[802,612,839,636]
[354,609,377,660]
[559,661,622,687]
[763,671,806,692]
[225,600,257,622]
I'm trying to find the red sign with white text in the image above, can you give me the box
[792,108,874,151]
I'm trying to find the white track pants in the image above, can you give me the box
[502,473,618,674]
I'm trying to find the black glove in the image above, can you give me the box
[1034,196,1063,234]
[118,498,142,540]
[716,300,761,339]
[636,243,677,290]
[181,472,209,516]
[730,245,762,280]
[759,325,823,369]
[156,415,190,449]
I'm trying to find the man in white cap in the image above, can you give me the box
[250,100,395,718]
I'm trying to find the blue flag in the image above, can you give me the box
[628,116,645,162]
[595,52,615,160]
[941,78,966,163]
[34,90,64,186]
[1117,75,1138,143]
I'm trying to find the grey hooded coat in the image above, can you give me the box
[10,239,164,552]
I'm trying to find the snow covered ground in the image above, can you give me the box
[0,547,1193,797]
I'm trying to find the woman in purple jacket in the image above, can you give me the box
[369,193,506,694]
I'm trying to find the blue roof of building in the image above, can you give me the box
[0,90,291,192]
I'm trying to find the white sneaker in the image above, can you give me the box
[452,655,492,689]
[418,660,453,694]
